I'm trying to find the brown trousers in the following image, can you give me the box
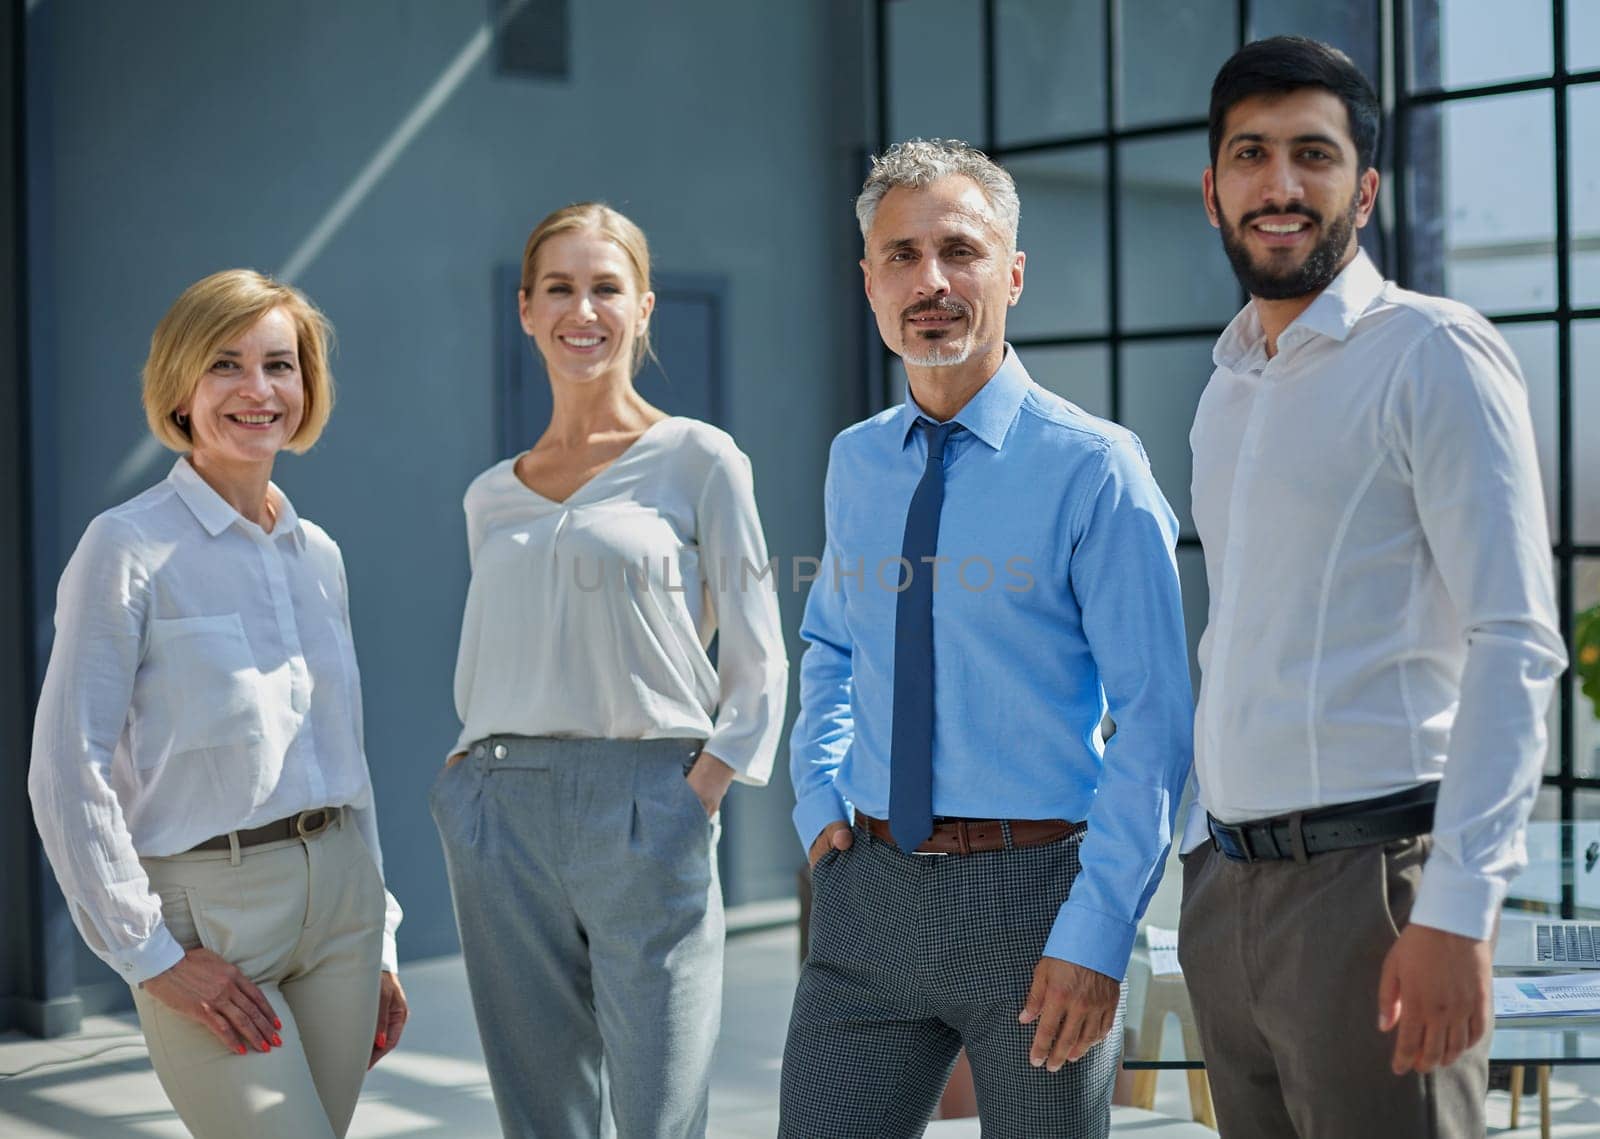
[1178,836,1488,1139]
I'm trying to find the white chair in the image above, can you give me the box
[923,1105,1216,1136]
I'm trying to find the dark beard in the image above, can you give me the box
[1216,188,1360,301]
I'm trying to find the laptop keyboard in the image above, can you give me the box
[1538,922,1600,963]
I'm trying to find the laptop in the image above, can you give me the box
[1495,915,1600,969]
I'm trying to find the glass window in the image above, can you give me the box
[1118,132,1238,331]
[995,0,1103,145]
[1575,321,1600,545]
[1572,84,1600,308]
[887,0,983,146]
[1249,0,1381,83]
[1008,147,1109,338]
[1021,344,1111,418]
[1118,338,1214,538]
[1118,0,1236,128]
[1496,323,1559,542]
[1576,558,1600,779]
[1409,0,1552,91]
[1569,0,1600,72]
[1406,92,1556,314]
[1178,545,1209,692]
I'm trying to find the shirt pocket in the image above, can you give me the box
[143,614,266,758]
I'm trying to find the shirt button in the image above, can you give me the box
[493,744,508,760]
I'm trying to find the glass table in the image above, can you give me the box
[1121,823,1600,1135]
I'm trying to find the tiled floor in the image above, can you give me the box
[2,925,1597,1136]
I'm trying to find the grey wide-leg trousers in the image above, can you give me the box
[430,736,723,1139]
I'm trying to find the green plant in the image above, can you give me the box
[1578,603,1600,721]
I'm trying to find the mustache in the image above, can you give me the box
[902,298,971,321]
[1238,202,1324,227]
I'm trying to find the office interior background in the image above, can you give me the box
[1,0,1595,1038]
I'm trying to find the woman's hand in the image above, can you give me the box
[685,751,737,818]
[369,970,408,1069]
[142,947,281,1056]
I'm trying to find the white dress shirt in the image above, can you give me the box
[29,459,403,983]
[1184,252,1568,941]
[452,417,788,782]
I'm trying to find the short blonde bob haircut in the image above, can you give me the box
[143,269,335,454]
[518,202,656,375]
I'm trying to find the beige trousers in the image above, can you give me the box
[132,811,386,1139]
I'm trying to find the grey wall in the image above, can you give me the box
[25,0,867,987]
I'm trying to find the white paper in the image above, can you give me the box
[1495,973,1600,1018]
[1145,925,1181,976]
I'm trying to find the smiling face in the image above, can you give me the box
[861,175,1024,377]
[520,227,655,386]
[1203,87,1379,301]
[179,306,305,472]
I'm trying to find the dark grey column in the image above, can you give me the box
[1,0,80,1039]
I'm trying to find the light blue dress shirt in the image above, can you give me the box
[790,348,1194,978]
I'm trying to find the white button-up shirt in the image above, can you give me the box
[1183,253,1568,941]
[29,459,403,983]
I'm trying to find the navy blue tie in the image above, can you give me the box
[889,419,959,851]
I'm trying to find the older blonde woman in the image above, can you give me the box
[28,270,405,1139]
[433,202,787,1138]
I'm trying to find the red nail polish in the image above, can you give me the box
[273,1018,282,1030]
[259,1041,270,1052]
[271,1034,282,1047]
[236,1045,246,1055]
[376,1032,387,1049]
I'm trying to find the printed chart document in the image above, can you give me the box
[1145,926,1181,976]
[1495,973,1600,1019]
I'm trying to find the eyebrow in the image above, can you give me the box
[1226,131,1345,151]
[876,231,986,256]
[538,270,623,282]
[217,348,296,358]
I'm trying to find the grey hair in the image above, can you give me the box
[855,138,1021,250]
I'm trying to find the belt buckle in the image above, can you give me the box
[296,808,334,839]
[1209,817,1256,863]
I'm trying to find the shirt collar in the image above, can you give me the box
[1213,250,1386,372]
[896,344,1030,452]
[168,457,303,545]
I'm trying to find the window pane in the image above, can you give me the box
[1572,85,1600,308]
[1409,0,1552,90]
[995,0,1103,145]
[1119,132,1238,331]
[1406,92,1556,314]
[1249,0,1381,83]
[1576,559,1600,779]
[1119,338,1214,539]
[888,0,983,146]
[1576,321,1600,544]
[1119,1,1236,128]
[1008,147,1109,338]
[1496,322,1559,542]
[1571,0,1600,71]
[1178,544,1209,693]
[1020,344,1110,418]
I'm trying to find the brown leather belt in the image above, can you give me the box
[858,813,1083,855]
[188,807,339,853]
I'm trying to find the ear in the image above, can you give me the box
[1354,166,1381,229]
[638,289,656,333]
[517,288,536,337]
[1202,167,1221,230]
[1008,249,1026,306]
[860,258,875,309]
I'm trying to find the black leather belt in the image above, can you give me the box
[1208,784,1437,864]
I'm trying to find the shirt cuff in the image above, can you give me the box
[792,784,849,853]
[1043,901,1138,981]
[122,926,187,987]
[1409,855,1506,942]
[381,932,399,975]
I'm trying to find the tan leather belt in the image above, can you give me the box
[858,813,1083,855]
[188,807,339,853]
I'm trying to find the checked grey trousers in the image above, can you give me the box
[779,820,1124,1138]
[430,736,723,1139]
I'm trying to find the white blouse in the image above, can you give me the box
[28,459,403,984]
[452,418,788,783]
